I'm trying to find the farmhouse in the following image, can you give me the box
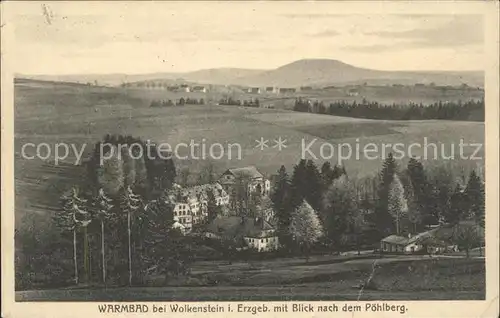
[219,166,271,197]
[347,88,359,96]
[265,86,278,94]
[204,216,279,252]
[192,86,207,93]
[380,235,408,253]
[380,230,455,254]
[174,85,190,93]
[279,88,296,94]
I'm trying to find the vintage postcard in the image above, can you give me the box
[1,1,499,317]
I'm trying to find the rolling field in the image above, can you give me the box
[14,79,484,232]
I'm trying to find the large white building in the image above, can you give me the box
[162,182,230,233]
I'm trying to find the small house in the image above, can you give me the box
[249,87,261,94]
[265,87,278,94]
[347,88,359,96]
[380,235,408,253]
[192,86,207,93]
[204,216,279,252]
[279,88,296,94]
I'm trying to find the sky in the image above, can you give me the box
[7,2,485,75]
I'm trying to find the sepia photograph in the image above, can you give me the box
[1,1,498,316]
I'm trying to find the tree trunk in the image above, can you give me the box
[101,220,106,284]
[466,248,470,258]
[73,229,78,285]
[128,210,132,286]
[396,214,400,235]
[83,226,89,283]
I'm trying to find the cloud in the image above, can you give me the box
[365,15,483,48]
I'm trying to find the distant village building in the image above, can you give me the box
[218,166,271,197]
[192,86,207,93]
[204,216,279,252]
[300,86,313,91]
[279,88,296,94]
[347,88,359,96]
[246,87,261,94]
[265,86,279,94]
[175,84,190,93]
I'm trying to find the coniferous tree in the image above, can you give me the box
[375,153,397,237]
[304,160,323,212]
[465,170,485,228]
[447,183,466,224]
[388,174,408,235]
[90,188,114,284]
[290,159,308,209]
[320,162,333,189]
[120,186,142,286]
[406,158,431,227]
[271,165,292,245]
[57,187,91,285]
[405,184,422,234]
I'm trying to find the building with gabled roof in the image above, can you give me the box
[204,216,279,252]
[219,166,271,198]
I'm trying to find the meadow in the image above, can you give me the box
[14,79,484,232]
[15,254,485,301]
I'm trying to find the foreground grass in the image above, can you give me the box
[16,256,485,301]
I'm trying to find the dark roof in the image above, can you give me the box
[205,216,275,239]
[381,235,408,245]
[223,166,264,179]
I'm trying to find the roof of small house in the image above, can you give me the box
[205,216,275,239]
[381,235,409,245]
[223,166,263,179]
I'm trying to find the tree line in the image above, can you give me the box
[150,98,205,107]
[270,155,485,257]
[293,98,484,121]
[219,97,260,107]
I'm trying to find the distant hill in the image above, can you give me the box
[231,59,483,88]
[18,58,483,88]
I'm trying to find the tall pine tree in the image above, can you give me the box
[465,169,485,228]
[271,166,292,245]
[375,153,397,237]
[388,174,408,235]
[90,188,114,284]
[120,186,142,286]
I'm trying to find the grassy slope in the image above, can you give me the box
[14,80,484,231]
